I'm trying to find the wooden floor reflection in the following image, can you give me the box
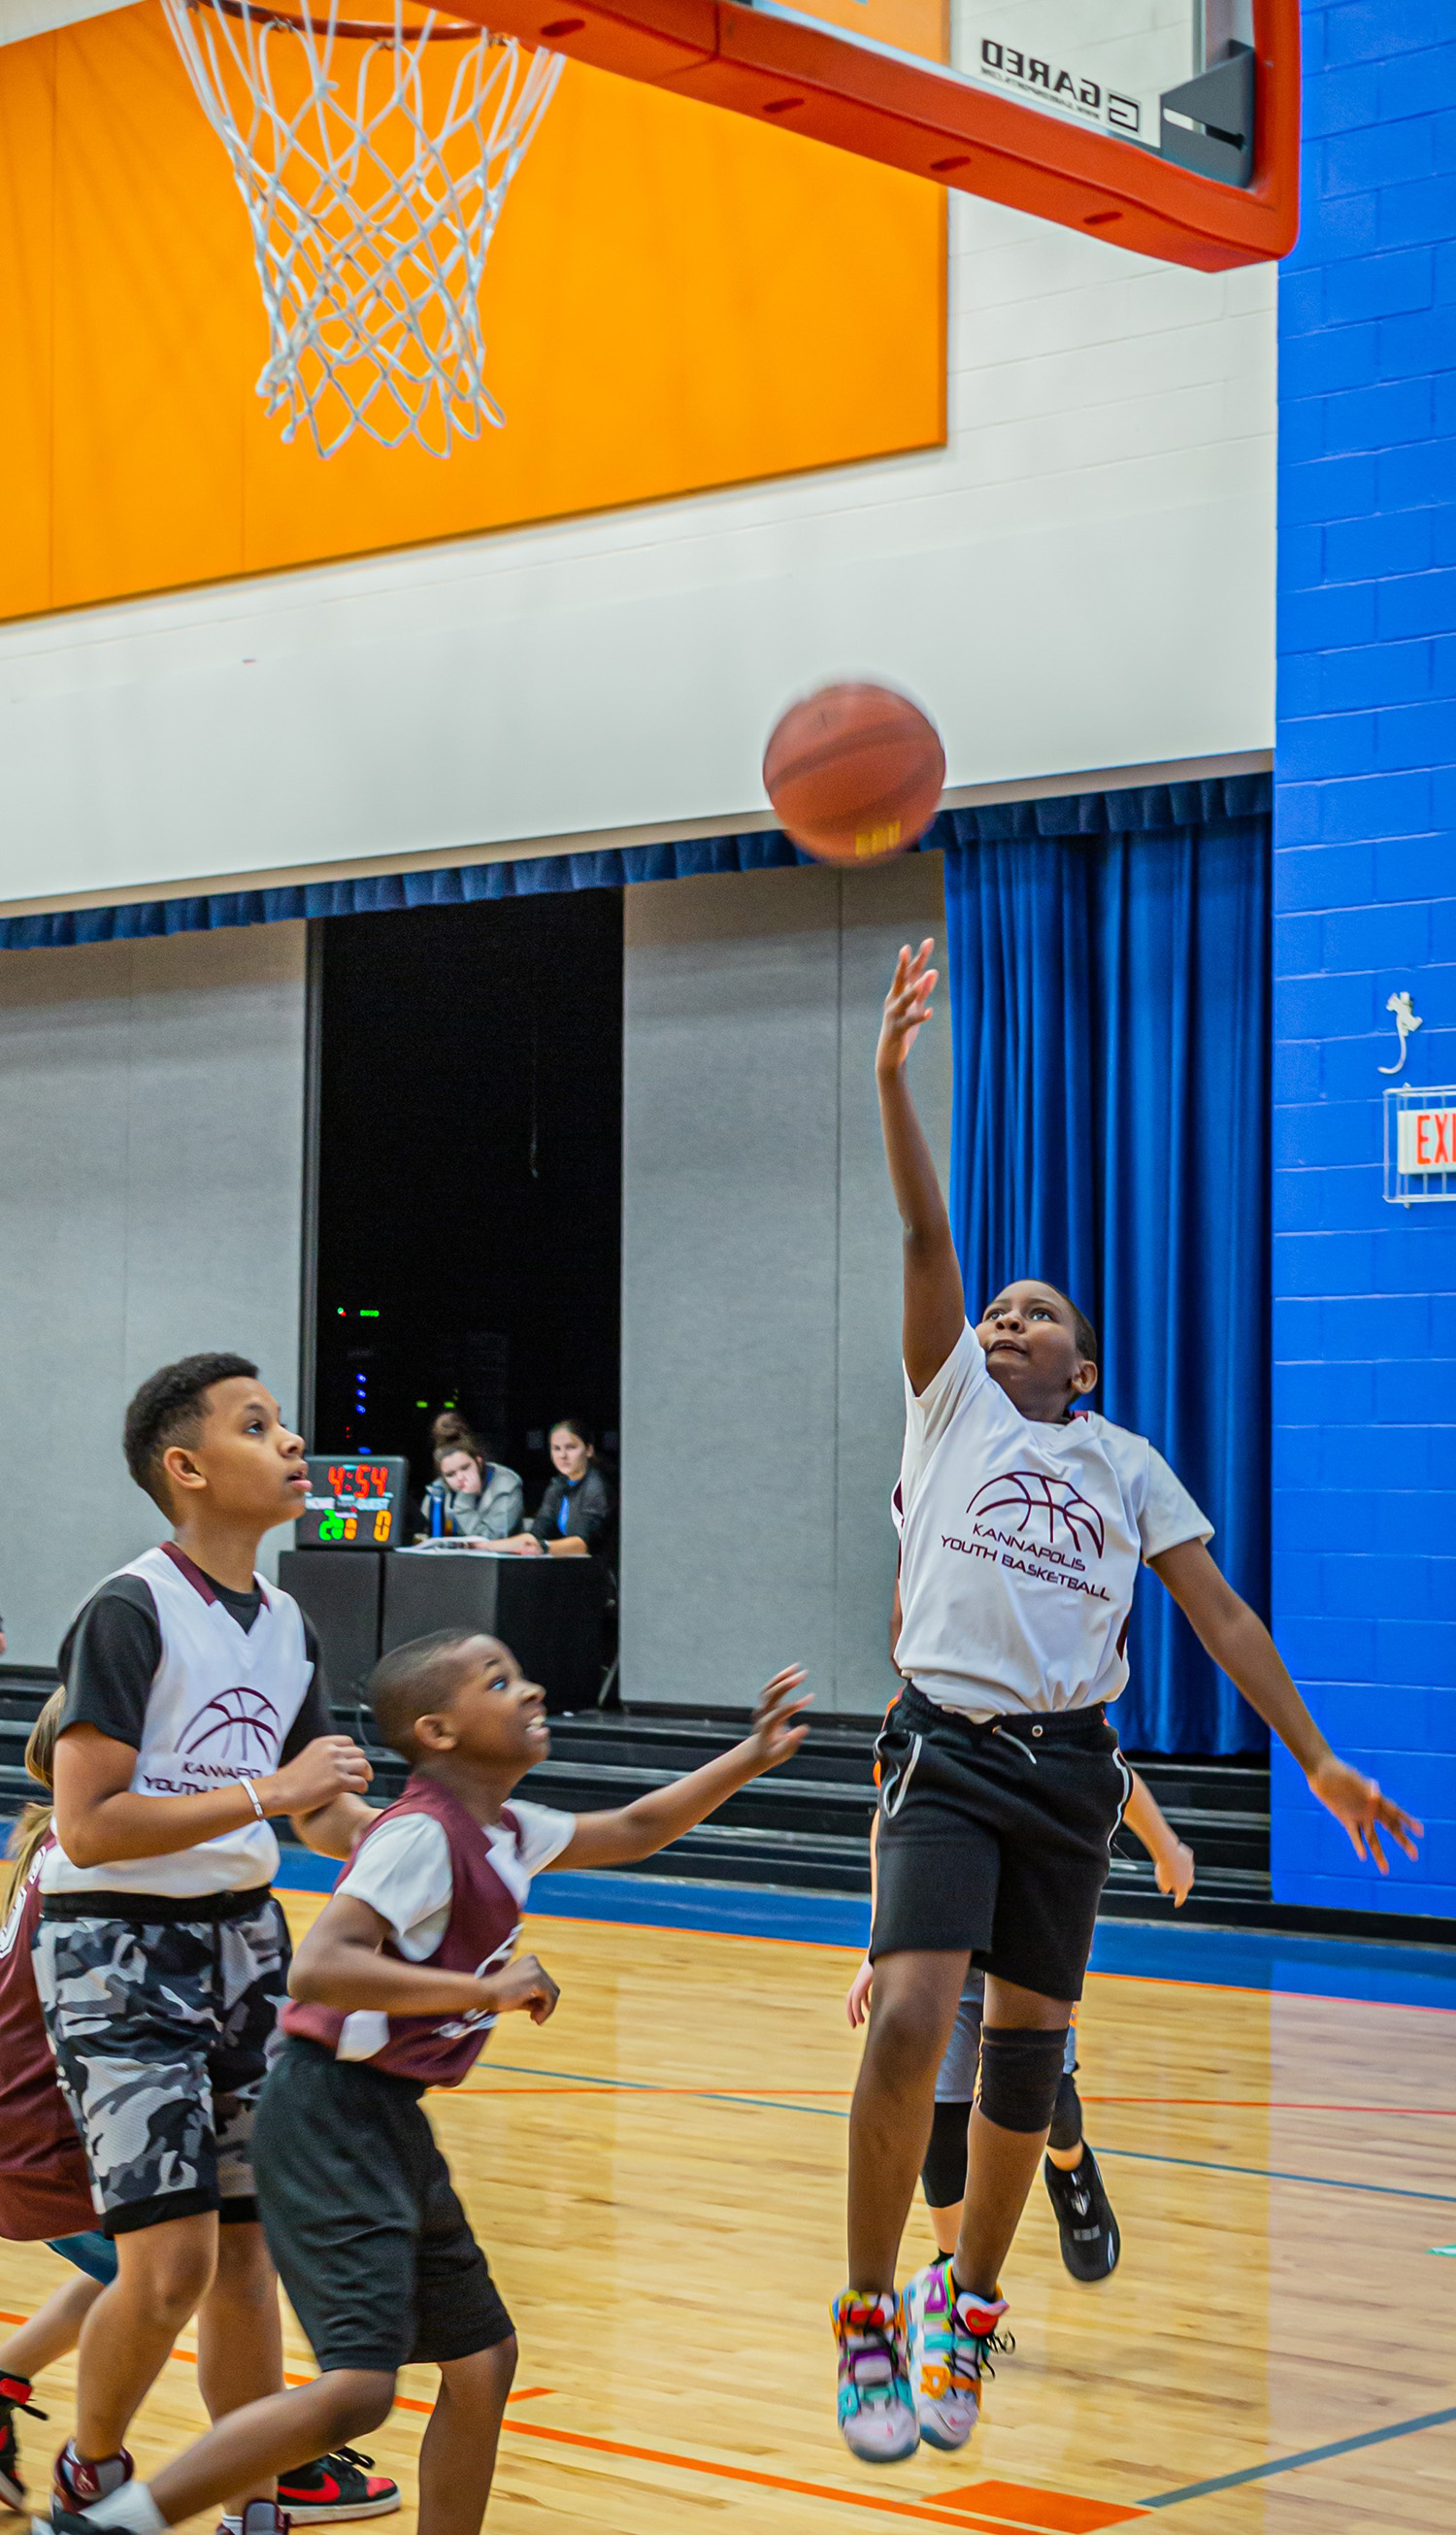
[4,1895,1455,2535]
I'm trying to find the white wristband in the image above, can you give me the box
[241,1779,265,1822]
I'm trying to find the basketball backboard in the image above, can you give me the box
[0,0,138,36]
[2,0,1295,273]
[454,0,1298,269]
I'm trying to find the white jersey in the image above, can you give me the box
[43,1544,317,1899]
[893,1323,1210,1719]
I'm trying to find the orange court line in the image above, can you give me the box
[452,2082,855,2101]
[457,2079,1456,2118]
[0,2299,1142,2535]
[523,1911,1456,2021]
[497,2418,1020,2528]
[1084,1968,1456,2018]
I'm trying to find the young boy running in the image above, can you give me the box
[2,1694,397,2527]
[834,938,1423,2465]
[33,1354,378,2518]
[42,1631,811,2535]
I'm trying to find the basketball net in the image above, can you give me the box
[161,0,563,457]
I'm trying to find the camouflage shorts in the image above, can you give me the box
[33,1892,291,2237]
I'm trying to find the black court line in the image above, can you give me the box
[1142,2401,1456,2505]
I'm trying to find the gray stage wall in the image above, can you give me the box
[0,923,308,1666]
[620,852,951,1715]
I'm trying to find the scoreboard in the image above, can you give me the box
[296,1456,411,1550]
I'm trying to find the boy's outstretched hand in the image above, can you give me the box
[1308,1753,1422,1873]
[743,1668,811,1774]
[876,939,938,1078]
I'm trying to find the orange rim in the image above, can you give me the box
[200,0,492,40]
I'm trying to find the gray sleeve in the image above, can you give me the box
[482,1469,524,1539]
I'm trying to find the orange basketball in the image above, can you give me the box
[762,683,945,866]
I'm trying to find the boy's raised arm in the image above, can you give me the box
[1150,1538,1422,1873]
[877,940,965,1396]
[552,1667,810,1871]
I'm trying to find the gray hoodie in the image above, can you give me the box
[440,1463,524,1540]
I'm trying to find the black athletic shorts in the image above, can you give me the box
[253,2038,513,2376]
[871,1684,1130,2002]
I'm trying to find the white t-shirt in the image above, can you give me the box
[339,1799,576,1956]
[894,1323,1211,1719]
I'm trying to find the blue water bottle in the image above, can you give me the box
[426,1479,447,1539]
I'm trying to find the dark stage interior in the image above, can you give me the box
[311,887,624,1525]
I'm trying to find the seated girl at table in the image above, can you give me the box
[500,1418,613,1560]
[429,1415,524,1543]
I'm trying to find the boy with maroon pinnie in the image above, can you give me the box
[47,1629,809,2535]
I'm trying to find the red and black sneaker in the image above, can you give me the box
[52,2438,134,2511]
[276,2451,400,2523]
[0,2372,46,2512]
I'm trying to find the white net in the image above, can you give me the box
[161,0,563,457]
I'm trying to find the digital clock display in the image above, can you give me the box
[296,1456,411,1551]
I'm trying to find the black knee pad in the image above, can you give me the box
[921,2100,972,2208]
[976,2025,1070,2134]
[1046,2068,1083,2153]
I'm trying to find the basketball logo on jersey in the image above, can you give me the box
[437,1931,518,2040]
[179,1687,281,1768]
[966,1472,1106,1560]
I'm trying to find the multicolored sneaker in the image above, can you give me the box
[0,2374,46,2512]
[52,2439,134,2510]
[832,2288,919,2463]
[277,2450,401,2522]
[904,2258,1010,2452]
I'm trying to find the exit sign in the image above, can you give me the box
[1385,1086,1456,1206]
[1398,1107,1456,1172]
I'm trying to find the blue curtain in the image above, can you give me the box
[943,798,1271,1754]
[0,772,1267,951]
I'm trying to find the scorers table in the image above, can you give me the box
[279,1459,608,1714]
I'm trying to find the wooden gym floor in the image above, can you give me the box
[4,1890,1456,2535]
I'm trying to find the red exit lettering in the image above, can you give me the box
[1398,1106,1456,1175]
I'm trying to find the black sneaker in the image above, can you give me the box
[1042,2143,1120,2281]
[276,2450,401,2523]
[0,2374,46,2513]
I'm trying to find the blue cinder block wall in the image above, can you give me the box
[1274,0,1456,1914]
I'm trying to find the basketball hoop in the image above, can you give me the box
[161,0,563,457]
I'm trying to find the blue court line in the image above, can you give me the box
[478,2060,1456,2203]
[1140,2402,1456,2506]
[271,1856,1456,2012]
[480,2059,851,2118]
[1094,2142,1456,2208]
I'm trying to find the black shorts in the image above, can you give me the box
[871,1684,1130,2003]
[252,2039,513,2376]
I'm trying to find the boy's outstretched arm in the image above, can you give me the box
[877,939,964,1395]
[553,1668,809,1870]
[1123,1768,1195,1905]
[1150,1539,1422,1872]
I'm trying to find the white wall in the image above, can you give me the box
[0,190,1274,915]
[0,922,307,1663]
[620,851,952,1714]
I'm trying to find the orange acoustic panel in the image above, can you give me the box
[0,2,945,620]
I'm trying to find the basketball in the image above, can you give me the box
[762,682,945,866]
